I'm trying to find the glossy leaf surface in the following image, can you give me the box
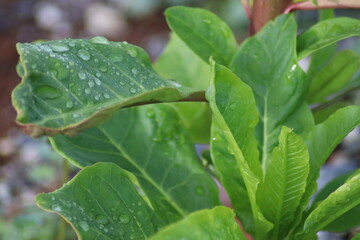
[36,163,163,240]
[297,17,360,59]
[308,50,360,104]
[150,207,247,240]
[298,106,360,224]
[165,6,238,66]
[297,171,360,239]
[207,62,272,237]
[13,38,191,137]
[51,104,219,223]
[313,171,360,232]
[257,127,309,240]
[230,14,310,169]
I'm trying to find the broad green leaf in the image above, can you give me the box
[230,14,310,169]
[207,62,272,237]
[150,206,247,240]
[165,6,238,66]
[297,171,360,239]
[312,171,360,232]
[308,50,360,104]
[50,104,219,223]
[36,163,164,240]
[353,233,360,240]
[12,37,193,137]
[257,127,309,240]
[296,106,360,229]
[297,18,360,59]
[154,33,210,91]
[154,33,211,143]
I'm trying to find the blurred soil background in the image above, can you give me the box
[0,0,359,239]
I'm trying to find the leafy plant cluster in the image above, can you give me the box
[11,3,360,240]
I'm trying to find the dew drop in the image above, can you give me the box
[66,101,73,109]
[69,42,75,47]
[73,113,80,118]
[127,48,138,57]
[202,18,211,24]
[95,78,102,86]
[96,73,101,77]
[88,80,95,88]
[221,26,230,38]
[131,68,139,75]
[90,36,109,45]
[79,221,89,232]
[119,214,130,224]
[110,54,123,62]
[31,64,37,69]
[99,65,108,72]
[103,93,110,99]
[51,204,62,212]
[129,233,135,240]
[34,85,62,100]
[195,186,205,196]
[129,87,137,94]
[85,88,91,94]
[77,49,91,61]
[94,95,100,101]
[96,215,109,225]
[146,109,154,118]
[229,102,237,110]
[78,72,86,80]
[49,42,69,52]
[51,196,56,201]
[137,211,143,216]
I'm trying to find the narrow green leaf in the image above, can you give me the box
[298,172,360,238]
[312,171,360,232]
[257,127,309,239]
[154,33,212,143]
[36,163,164,240]
[308,50,360,104]
[150,206,247,240]
[297,17,360,59]
[51,104,219,223]
[207,62,272,237]
[230,14,310,169]
[165,6,238,66]
[12,37,193,137]
[296,106,360,229]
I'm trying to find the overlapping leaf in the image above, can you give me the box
[207,62,272,237]
[230,14,311,169]
[154,33,212,143]
[36,163,164,240]
[296,171,360,239]
[13,37,194,137]
[297,17,360,59]
[165,6,238,66]
[150,206,247,240]
[51,104,219,223]
[257,127,309,240]
[308,50,360,104]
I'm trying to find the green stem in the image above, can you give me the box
[56,159,70,240]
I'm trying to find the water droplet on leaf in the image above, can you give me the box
[96,215,109,225]
[79,221,89,232]
[78,72,86,80]
[77,49,91,61]
[90,36,109,45]
[195,186,205,196]
[49,42,69,52]
[34,85,62,100]
[119,214,130,224]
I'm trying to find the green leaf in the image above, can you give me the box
[297,171,360,238]
[207,62,272,237]
[165,6,238,66]
[150,206,247,240]
[154,33,212,143]
[36,163,164,240]
[12,37,193,137]
[353,232,360,240]
[154,33,210,91]
[313,102,351,124]
[297,17,360,59]
[50,104,219,223]
[308,50,360,104]
[257,127,309,239]
[312,171,360,232]
[230,14,310,169]
[296,106,360,228]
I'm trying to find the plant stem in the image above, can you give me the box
[57,159,70,240]
[250,0,292,34]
